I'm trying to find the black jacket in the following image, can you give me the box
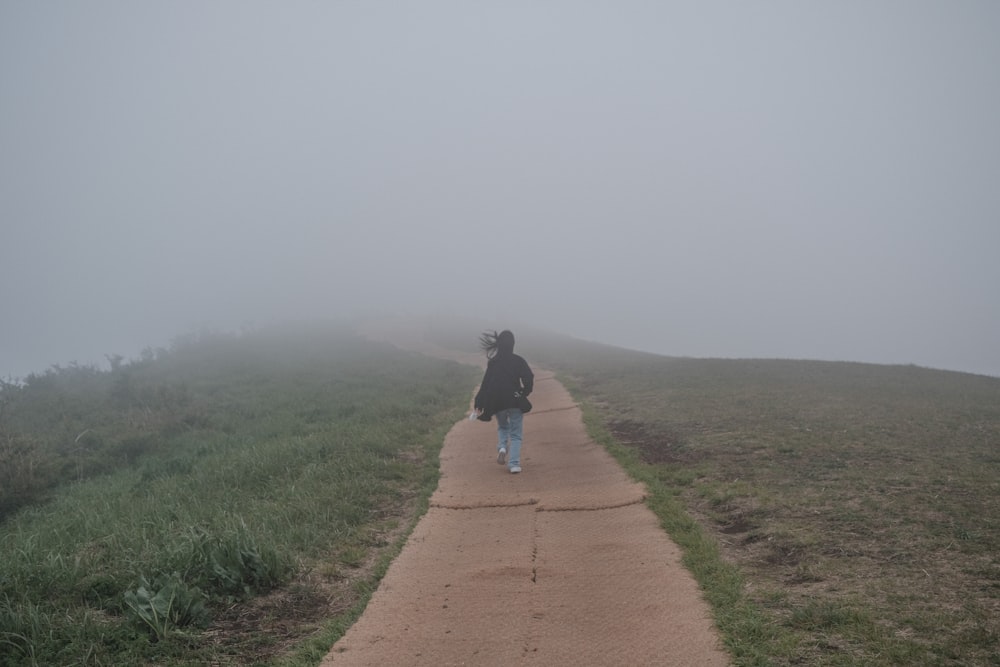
[474,353,534,419]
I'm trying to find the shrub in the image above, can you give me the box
[0,430,51,520]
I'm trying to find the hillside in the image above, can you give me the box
[0,324,477,665]
[2,321,998,665]
[508,328,1000,665]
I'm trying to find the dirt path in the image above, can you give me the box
[321,352,730,665]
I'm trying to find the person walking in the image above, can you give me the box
[474,330,534,474]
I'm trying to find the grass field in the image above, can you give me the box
[508,331,1000,667]
[0,324,476,666]
[4,322,998,666]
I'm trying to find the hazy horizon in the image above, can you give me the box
[3,2,999,380]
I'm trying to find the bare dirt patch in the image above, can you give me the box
[206,573,345,662]
[606,418,697,466]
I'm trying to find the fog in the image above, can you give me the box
[2,2,999,380]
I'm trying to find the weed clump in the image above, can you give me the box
[124,573,210,640]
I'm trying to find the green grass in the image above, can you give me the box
[512,332,1000,667]
[6,321,998,665]
[0,324,477,666]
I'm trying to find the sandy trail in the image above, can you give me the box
[322,349,729,665]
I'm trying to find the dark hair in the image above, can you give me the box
[479,330,515,359]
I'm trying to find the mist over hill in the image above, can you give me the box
[3,3,999,380]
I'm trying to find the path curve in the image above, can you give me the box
[322,344,729,665]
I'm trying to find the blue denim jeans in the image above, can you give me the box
[495,408,524,468]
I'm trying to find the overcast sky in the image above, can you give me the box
[2,2,999,379]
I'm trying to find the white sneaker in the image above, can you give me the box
[510,465,522,474]
[497,448,507,465]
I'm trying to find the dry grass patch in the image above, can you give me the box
[521,335,1000,667]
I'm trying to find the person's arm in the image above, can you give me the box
[474,367,492,412]
[520,358,534,396]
